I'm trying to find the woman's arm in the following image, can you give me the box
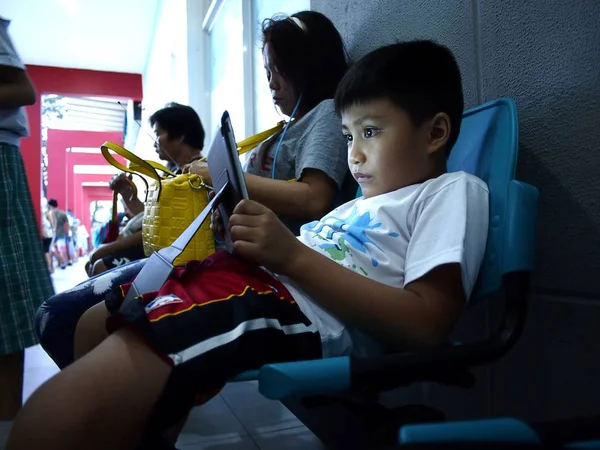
[245,169,337,220]
[187,164,337,220]
[0,65,36,108]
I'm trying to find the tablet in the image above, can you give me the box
[207,111,249,250]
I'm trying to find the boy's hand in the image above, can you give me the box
[229,200,303,274]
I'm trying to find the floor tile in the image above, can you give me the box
[178,434,258,449]
[221,382,303,435]
[252,426,328,450]
[176,395,248,446]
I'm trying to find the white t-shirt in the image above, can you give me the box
[278,171,490,358]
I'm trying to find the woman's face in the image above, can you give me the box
[263,42,298,117]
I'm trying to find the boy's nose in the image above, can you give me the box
[349,143,365,164]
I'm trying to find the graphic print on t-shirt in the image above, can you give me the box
[301,205,399,276]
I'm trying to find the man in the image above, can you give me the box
[86,102,206,276]
[0,16,54,446]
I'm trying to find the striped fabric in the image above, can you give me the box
[0,143,54,355]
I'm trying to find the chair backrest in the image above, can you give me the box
[448,98,522,302]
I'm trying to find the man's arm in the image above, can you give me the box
[285,245,465,350]
[0,65,36,108]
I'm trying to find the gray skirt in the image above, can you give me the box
[0,143,54,355]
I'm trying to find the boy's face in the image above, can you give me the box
[341,99,442,199]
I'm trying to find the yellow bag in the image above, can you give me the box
[100,121,285,266]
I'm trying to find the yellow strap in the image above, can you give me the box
[199,121,286,163]
[237,120,286,155]
[101,141,162,183]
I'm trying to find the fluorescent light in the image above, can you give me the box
[73,165,120,175]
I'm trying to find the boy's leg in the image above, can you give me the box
[7,327,172,450]
[73,302,110,359]
[73,295,190,445]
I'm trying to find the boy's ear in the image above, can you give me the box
[426,112,451,156]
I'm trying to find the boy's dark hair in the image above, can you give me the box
[149,103,205,150]
[48,199,58,207]
[261,11,349,114]
[334,40,464,156]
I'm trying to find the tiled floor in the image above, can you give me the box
[21,260,328,449]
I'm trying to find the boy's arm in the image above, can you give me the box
[230,199,468,351]
[0,65,36,108]
[286,245,465,350]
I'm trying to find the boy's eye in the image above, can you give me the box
[363,127,379,138]
[343,133,353,144]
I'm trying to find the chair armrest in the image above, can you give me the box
[398,418,541,446]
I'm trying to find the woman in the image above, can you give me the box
[34,10,352,373]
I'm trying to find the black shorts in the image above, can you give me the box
[42,237,53,253]
[101,244,146,269]
[105,250,322,428]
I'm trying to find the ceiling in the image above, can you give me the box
[2,0,160,73]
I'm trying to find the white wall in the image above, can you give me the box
[135,0,196,161]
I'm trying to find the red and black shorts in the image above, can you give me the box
[104,250,322,426]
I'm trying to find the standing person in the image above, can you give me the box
[42,206,56,274]
[47,199,69,268]
[0,16,54,446]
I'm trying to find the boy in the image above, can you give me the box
[7,40,489,450]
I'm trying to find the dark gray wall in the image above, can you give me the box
[312,0,600,422]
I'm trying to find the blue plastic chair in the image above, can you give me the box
[230,98,540,449]
[398,416,600,448]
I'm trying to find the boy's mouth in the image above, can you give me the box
[354,172,373,183]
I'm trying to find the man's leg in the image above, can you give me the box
[35,258,147,369]
[0,351,24,420]
[7,328,172,450]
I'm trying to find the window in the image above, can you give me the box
[206,0,245,142]
[204,0,309,146]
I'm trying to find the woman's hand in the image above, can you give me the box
[229,199,304,275]
[208,191,225,239]
[183,160,212,185]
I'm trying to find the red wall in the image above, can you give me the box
[46,129,127,241]
[22,66,143,228]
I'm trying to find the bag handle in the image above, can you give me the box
[199,120,286,163]
[101,141,172,182]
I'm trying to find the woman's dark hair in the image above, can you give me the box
[149,102,205,150]
[335,40,464,156]
[261,11,349,114]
